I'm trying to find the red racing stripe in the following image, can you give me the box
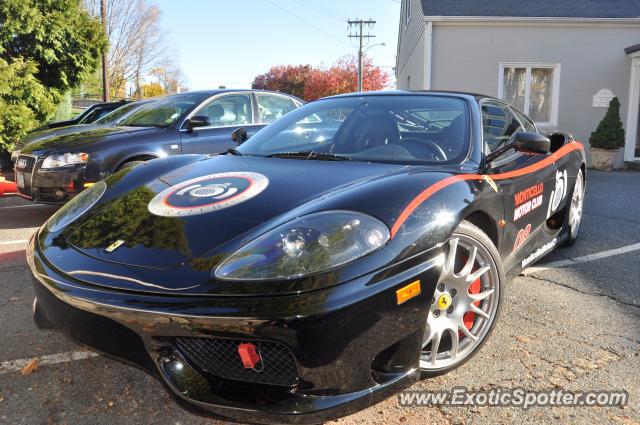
[389,142,584,238]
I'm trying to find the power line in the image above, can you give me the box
[263,0,345,44]
[348,19,376,91]
[287,0,347,22]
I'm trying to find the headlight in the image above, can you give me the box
[215,211,390,281]
[46,180,106,232]
[42,152,88,169]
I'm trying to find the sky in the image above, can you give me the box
[153,0,401,90]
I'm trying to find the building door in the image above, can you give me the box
[625,50,640,161]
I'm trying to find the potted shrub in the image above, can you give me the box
[589,97,625,170]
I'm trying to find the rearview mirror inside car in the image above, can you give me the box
[231,128,248,145]
[186,115,211,132]
[514,132,551,155]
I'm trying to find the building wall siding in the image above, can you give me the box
[397,29,426,90]
[396,0,427,86]
[429,23,640,165]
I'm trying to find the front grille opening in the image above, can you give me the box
[175,337,298,387]
[17,155,36,173]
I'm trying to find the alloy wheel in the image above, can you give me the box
[568,170,585,239]
[420,235,500,371]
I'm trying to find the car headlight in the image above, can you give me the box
[215,211,390,281]
[42,152,88,169]
[45,180,106,233]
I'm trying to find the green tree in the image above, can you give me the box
[0,0,107,151]
[590,97,625,150]
[0,59,57,150]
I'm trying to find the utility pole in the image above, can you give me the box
[100,0,109,102]
[348,19,376,92]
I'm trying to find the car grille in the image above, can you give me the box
[175,337,298,387]
[16,155,36,173]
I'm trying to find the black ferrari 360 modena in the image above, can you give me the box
[28,91,586,423]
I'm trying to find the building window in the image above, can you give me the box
[498,63,561,127]
[403,0,411,28]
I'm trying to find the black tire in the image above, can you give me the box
[115,160,146,172]
[562,168,585,247]
[420,220,505,377]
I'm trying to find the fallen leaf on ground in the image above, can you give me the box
[514,335,531,343]
[21,359,39,376]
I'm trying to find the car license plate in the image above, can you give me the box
[16,172,25,188]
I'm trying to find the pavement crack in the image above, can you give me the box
[524,273,640,311]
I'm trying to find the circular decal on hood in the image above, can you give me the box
[148,172,269,217]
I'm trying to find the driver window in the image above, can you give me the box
[482,102,523,155]
[198,94,252,126]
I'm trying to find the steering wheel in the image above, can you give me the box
[399,138,448,161]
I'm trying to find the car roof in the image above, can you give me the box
[323,90,499,103]
[169,89,303,101]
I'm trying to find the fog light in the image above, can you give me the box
[54,189,66,200]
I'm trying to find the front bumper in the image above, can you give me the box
[15,155,90,203]
[28,235,443,424]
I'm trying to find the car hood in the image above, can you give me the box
[19,125,97,148]
[21,126,157,153]
[65,155,407,269]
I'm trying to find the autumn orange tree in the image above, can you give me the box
[252,55,389,101]
[252,65,314,100]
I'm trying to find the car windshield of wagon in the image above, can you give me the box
[238,95,470,165]
[118,93,207,128]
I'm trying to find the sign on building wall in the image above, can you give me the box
[593,89,615,108]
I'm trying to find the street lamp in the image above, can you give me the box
[358,42,386,92]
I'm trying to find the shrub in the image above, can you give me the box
[589,97,625,150]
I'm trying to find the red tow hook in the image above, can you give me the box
[238,343,261,369]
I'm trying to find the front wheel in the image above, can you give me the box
[420,221,504,377]
[115,160,147,173]
[563,168,585,247]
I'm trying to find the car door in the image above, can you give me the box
[481,100,559,268]
[180,93,257,154]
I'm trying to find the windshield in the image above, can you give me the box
[94,101,150,125]
[118,93,207,128]
[77,107,112,124]
[238,95,470,164]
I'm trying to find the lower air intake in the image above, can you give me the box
[175,337,298,387]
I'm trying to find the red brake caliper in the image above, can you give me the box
[463,277,481,331]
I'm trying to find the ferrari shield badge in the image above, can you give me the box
[105,239,125,253]
[148,172,269,217]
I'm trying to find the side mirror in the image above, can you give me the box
[514,132,551,155]
[231,128,248,145]
[186,115,211,132]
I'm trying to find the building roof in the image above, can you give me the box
[420,0,640,19]
[625,43,640,54]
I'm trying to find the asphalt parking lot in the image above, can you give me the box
[0,170,638,425]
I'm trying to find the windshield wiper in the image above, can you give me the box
[266,151,351,161]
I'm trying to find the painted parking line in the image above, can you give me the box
[522,242,640,275]
[0,204,49,210]
[0,240,29,246]
[0,350,100,375]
